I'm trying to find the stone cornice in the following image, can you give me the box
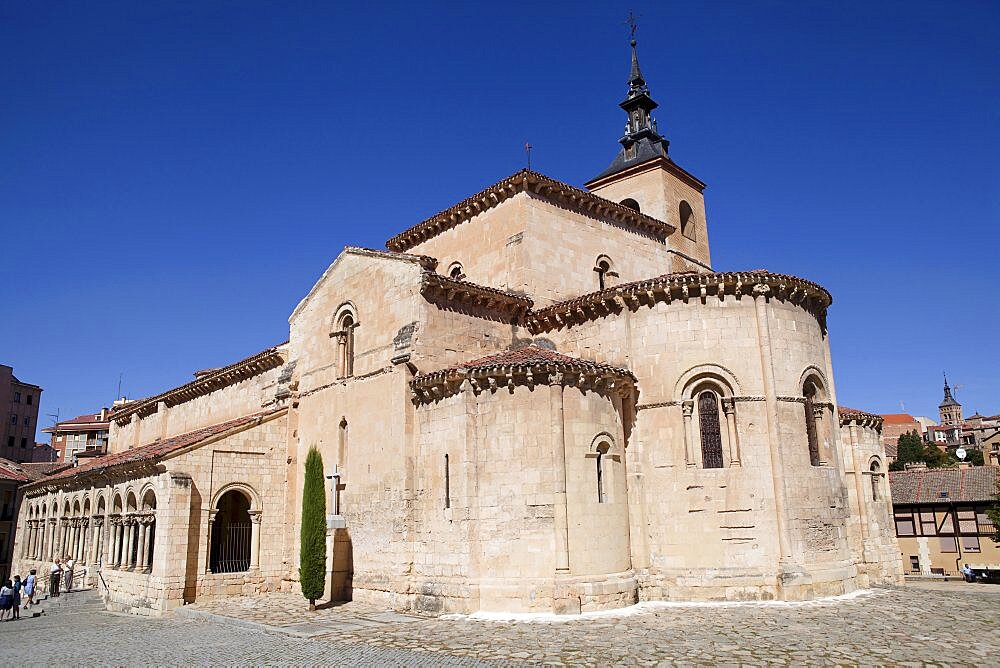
[584,155,706,193]
[112,344,288,425]
[420,272,534,324]
[527,270,832,334]
[839,407,884,430]
[410,353,636,405]
[386,169,676,252]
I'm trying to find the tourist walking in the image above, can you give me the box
[50,558,62,597]
[10,575,21,620]
[22,570,36,609]
[0,580,13,621]
[64,555,75,593]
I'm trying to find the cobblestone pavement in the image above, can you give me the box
[1,585,997,666]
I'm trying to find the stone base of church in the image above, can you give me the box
[635,563,864,603]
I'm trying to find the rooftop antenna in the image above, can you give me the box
[46,409,60,428]
[116,372,123,401]
[524,142,532,170]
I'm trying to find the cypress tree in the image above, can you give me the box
[300,446,327,611]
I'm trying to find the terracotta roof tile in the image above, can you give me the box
[414,345,634,384]
[889,466,998,504]
[31,408,283,488]
[0,458,30,483]
[881,413,918,424]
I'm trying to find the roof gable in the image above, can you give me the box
[289,246,438,323]
[385,169,675,253]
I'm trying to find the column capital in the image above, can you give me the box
[682,399,694,417]
[248,510,263,524]
[92,516,104,528]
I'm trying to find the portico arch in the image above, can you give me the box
[209,484,261,573]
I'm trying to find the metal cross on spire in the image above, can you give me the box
[624,10,640,41]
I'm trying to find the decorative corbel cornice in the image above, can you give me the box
[420,272,533,324]
[526,270,832,334]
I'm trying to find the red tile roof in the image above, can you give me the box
[19,463,70,482]
[889,466,998,504]
[0,458,30,483]
[881,413,918,424]
[42,411,110,434]
[415,345,634,384]
[30,408,284,488]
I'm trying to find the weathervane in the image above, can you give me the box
[625,10,640,41]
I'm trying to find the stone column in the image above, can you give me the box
[91,517,104,566]
[682,400,696,467]
[136,517,148,573]
[22,521,32,559]
[249,510,262,570]
[143,520,155,573]
[722,398,741,466]
[125,519,136,569]
[814,405,829,466]
[205,509,218,573]
[57,519,67,559]
[752,284,793,564]
[549,376,570,573]
[50,518,60,560]
[112,518,123,567]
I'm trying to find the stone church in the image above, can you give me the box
[12,40,902,615]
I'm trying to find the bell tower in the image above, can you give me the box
[938,374,963,426]
[585,37,712,271]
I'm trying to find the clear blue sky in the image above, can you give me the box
[2,1,998,440]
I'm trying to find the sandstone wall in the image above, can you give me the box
[544,293,861,599]
[408,381,633,613]
[110,365,284,453]
[839,420,905,585]
[587,163,711,268]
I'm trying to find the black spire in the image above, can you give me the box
[940,373,960,407]
[592,38,670,181]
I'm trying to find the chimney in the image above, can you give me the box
[904,462,928,471]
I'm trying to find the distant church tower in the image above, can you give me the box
[585,37,712,271]
[939,374,963,426]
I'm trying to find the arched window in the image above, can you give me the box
[594,255,615,291]
[595,442,610,503]
[679,200,695,241]
[140,489,157,573]
[697,391,724,468]
[210,490,251,574]
[803,381,822,466]
[620,197,640,213]
[447,262,465,280]
[334,310,356,378]
[870,460,881,501]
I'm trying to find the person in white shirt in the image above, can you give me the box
[64,556,75,593]
[49,559,61,598]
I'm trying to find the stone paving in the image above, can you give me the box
[0,584,997,665]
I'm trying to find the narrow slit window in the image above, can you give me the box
[444,453,450,509]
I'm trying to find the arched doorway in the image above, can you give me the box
[210,490,252,573]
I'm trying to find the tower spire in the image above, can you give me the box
[591,32,670,181]
[629,39,645,89]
